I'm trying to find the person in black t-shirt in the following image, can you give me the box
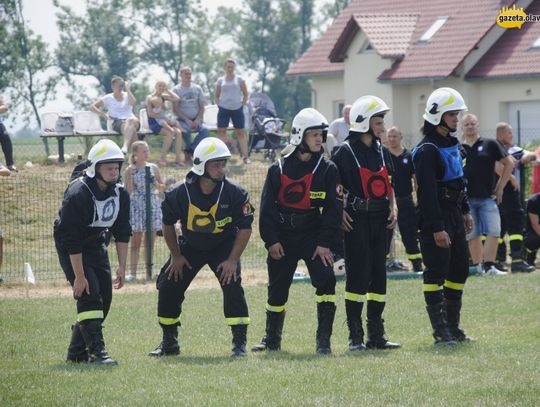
[412,87,473,345]
[461,113,513,275]
[524,193,540,267]
[54,139,131,365]
[252,108,342,355]
[495,122,536,272]
[386,126,422,273]
[148,137,254,358]
[333,95,400,351]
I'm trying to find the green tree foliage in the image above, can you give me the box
[320,0,350,22]
[0,0,20,91]
[55,0,139,96]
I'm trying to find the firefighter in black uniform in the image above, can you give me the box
[252,108,342,354]
[524,192,540,266]
[412,87,473,346]
[332,95,400,351]
[54,139,130,365]
[495,122,536,272]
[149,137,254,358]
[386,126,423,273]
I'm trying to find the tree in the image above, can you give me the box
[0,0,20,91]
[55,0,139,99]
[319,0,350,23]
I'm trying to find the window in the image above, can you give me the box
[418,16,448,43]
[333,101,345,120]
[531,36,540,49]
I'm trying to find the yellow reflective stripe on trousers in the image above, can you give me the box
[423,284,442,292]
[444,280,464,291]
[159,316,180,325]
[344,291,366,302]
[265,303,286,312]
[315,294,336,303]
[366,292,386,302]
[406,253,422,260]
[77,310,104,322]
[509,234,523,241]
[225,317,250,326]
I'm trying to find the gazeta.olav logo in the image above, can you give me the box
[496,4,540,29]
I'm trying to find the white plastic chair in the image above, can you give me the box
[139,108,152,134]
[73,111,108,135]
[203,105,219,131]
[40,112,73,136]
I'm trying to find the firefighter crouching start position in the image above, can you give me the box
[332,95,400,351]
[149,137,254,358]
[253,108,342,354]
[412,87,474,345]
[54,139,131,365]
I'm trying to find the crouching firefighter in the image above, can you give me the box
[149,137,254,358]
[412,87,474,345]
[332,95,401,351]
[54,139,131,365]
[253,108,342,354]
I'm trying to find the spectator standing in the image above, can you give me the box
[495,122,536,272]
[91,76,140,154]
[215,58,250,164]
[332,95,400,351]
[386,126,423,273]
[54,139,130,365]
[148,137,254,358]
[412,87,473,345]
[325,104,351,155]
[173,67,209,162]
[124,141,165,282]
[461,114,513,275]
[146,81,185,167]
[253,108,342,354]
[0,96,16,172]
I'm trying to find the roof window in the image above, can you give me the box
[418,16,448,43]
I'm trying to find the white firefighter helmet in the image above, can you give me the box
[86,139,125,178]
[281,108,328,157]
[423,87,467,125]
[349,95,390,133]
[192,137,231,176]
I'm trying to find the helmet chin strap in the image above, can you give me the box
[202,172,223,183]
[298,140,322,155]
[94,162,122,187]
[440,118,457,132]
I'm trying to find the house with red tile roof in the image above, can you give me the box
[287,0,540,145]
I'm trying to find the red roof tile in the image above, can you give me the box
[467,1,540,78]
[287,0,514,80]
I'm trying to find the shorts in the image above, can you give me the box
[217,106,245,129]
[147,117,163,134]
[112,118,140,134]
[467,197,501,239]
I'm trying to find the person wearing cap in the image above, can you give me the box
[149,137,254,358]
[332,95,400,351]
[412,87,474,346]
[252,108,342,355]
[54,139,131,365]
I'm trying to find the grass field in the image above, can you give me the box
[1,273,539,406]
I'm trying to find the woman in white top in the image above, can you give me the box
[215,59,250,164]
[90,76,140,153]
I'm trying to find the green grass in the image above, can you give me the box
[1,273,539,406]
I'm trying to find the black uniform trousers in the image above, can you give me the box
[266,233,336,308]
[395,195,421,260]
[420,205,469,304]
[497,191,526,262]
[0,123,14,167]
[345,209,388,299]
[157,237,249,325]
[55,238,113,321]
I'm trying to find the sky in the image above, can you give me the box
[8,0,330,132]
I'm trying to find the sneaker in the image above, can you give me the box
[484,265,508,276]
[511,261,535,273]
[494,261,508,272]
[471,264,485,276]
[125,274,136,282]
[386,259,409,272]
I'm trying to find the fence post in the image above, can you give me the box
[145,166,153,280]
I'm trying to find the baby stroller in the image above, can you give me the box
[248,93,288,161]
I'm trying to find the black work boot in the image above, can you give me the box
[445,299,474,342]
[79,320,118,365]
[251,310,285,352]
[149,323,180,356]
[526,251,537,268]
[511,260,535,273]
[66,322,89,363]
[366,318,401,350]
[426,304,456,347]
[316,302,336,355]
[411,258,423,273]
[346,300,365,351]
[231,324,248,357]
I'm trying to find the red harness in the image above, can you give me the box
[277,156,323,210]
[344,141,392,199]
